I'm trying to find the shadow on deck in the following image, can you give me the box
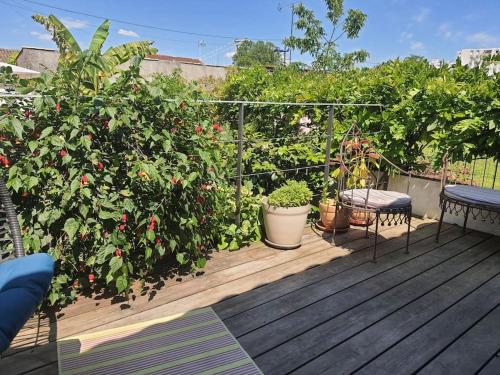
[2,217,500,374]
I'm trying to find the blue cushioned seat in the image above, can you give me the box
[0,253,54,353]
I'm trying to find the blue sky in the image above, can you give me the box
[0,0,499,66]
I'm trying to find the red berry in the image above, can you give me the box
[103,120,109,129]
[24,110,31,119]
[81,175,89,185]
[55,103,61,112]
[155,237,161,245]
[97,162,104,170]
[195,125,203,135]
[88,274,95,283]
[59,149,67,157]
[119,224,126,231]
[121,213,128,223]
[115,248,122,257]
[196,196,205,204]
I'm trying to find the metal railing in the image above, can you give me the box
[0,94,383,227]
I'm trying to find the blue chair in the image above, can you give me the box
[0,178,54,354]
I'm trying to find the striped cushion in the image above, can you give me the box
[339,189,411,209]
[444,185,500,208]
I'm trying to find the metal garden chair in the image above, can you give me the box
[436,155,500,242]
[0,178,54,354]
[332,123,413,262]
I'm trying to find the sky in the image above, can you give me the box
[0,0,499,66]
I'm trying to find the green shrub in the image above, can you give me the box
[268,180,312,207]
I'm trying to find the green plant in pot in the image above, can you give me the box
[318,183,350,233]
[261,180,312,249]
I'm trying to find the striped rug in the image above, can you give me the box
[57,307,262,375]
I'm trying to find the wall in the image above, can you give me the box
[16,47,228,81]
[388,175,500,236]
[16,47,59,73]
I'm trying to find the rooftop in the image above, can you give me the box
[145,54,203,65]
[0,48,18,63]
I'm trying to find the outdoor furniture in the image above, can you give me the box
[0,178,54,354]
[332,124,413,262]
[436,157,500,242]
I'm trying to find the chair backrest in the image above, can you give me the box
[0,178,25,261]
[334,123,412,204]
[441,154,500,190]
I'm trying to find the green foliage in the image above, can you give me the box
[32,14,156,94]
[284,0,368,71]
[217,185,262,251]
[268,180,312,207]
[232,40,283,67]
[0,57,247,306]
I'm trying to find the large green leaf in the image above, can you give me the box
[89,20,110,53]
[32,14,81,55]
[103,41,156,69]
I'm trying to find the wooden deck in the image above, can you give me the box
[2,217,500,374]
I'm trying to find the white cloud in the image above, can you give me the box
[117,28,139,38]
[466,32,498,47]
[30,31,52,41]
[410,41,425,51]
[399,31,413,42]
[413,8,430,23]
[438,23,463,40]
[61,18,88,29]
[225,51,236,59]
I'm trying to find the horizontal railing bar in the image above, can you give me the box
[229,164,325,178]
[0,94,384,107]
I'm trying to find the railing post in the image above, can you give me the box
[324,105,334,186]
[492,158,499,189]
[235,103,244,227]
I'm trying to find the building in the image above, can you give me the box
[14,46,227,81]
[458,48,500,75]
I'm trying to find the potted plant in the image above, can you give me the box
[261,180,312,249]
[318,192,350,233]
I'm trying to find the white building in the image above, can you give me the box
[458,48,500,75]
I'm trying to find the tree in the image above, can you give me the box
[284,0,368,72]
[232,40,283,67]
[32,14,156,93]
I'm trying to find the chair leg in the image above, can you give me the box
[331,202,339,245]
[365,215,370,238]
[406,206,412,254]
[373,212,380,263]
[463,206,470,234]
[436,202,446,242]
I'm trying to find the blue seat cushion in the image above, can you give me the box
[0,253,54,353]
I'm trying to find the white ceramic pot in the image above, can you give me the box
[261,197,310,249]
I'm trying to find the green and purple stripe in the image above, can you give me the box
[57,307,261,375]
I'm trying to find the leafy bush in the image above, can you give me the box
[0,60,244,305]
[268,180,312,207]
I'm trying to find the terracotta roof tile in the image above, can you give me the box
[0,48,19,63]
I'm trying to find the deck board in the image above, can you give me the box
[2,219,500,375]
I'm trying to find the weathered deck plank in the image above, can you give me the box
[2,220,500,375]
[417,303,500,374]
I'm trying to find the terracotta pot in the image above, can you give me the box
[261,197,310,249]
[350,209,375,226]
[319,199,350,232]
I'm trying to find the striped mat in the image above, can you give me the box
[57,307,262,375]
